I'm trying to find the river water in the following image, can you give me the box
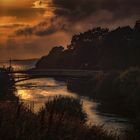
[0,60,130,133]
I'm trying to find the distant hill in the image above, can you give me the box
[36,20,140,70]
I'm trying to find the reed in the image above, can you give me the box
[0,96,117,140]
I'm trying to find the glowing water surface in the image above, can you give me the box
[0,60,130,133]
[16,78,130,133]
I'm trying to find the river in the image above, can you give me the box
[0,60,130,134]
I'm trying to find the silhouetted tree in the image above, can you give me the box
[36,20,140,70]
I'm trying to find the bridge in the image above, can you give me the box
[10,69,102,83]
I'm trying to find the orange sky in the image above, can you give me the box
[0,0,69,59]
[0,0,139,60]
[0,0,53,27]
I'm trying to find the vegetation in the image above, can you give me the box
[0,68,17,100]
[1,19,140,139]
[67,68,140,118]
[67,68,140,139]
[36,20,140,70]
[0,96,117,140]
[35,20,140,139]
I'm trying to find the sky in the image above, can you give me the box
[0,0,139,60]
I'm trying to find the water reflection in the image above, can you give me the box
[0,60,130,133]
[16,78,77,112]
[16,78,77,101]
[15,77,129,133]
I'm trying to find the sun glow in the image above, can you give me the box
[32,0,47,9]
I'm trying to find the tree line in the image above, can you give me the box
[36,20,140,70]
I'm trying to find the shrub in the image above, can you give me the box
[0,96,117,140]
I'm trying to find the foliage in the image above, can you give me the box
[44,96,87,122]
[0,97,117,140]
[0,68,17,100]
[68,68,140,118]
[36,20,140,70]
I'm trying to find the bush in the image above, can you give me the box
[95,68,140,117]
[0,68,17,100]
[45,96,87,122]
[0,96,117,140]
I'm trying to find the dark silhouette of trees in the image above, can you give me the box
[36,20,140,70]
[36,46,64,69]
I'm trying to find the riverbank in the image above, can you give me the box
[0,66,139,139]
[0,96,131,140]
[67,68,140,139]
[1,68,114,140]
[0,68,18,101]
[67,68,140,119]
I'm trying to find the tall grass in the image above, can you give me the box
[0,96,117,140]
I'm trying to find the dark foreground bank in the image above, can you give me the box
[0,67,140,140]
[0,96,135,140]
[67,68,140,119]
[0,68,17,101]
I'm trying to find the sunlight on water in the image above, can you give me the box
[16,78,77,112]
[0,60,130,133]
[16,78,102,124]
[15,78,130,133]
[82,99,102,124]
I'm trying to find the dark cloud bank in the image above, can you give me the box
[16,0,140,37]
[16,17,67,36]
[52,0,140,21]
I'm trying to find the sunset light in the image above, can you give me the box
[0,0,140,140]
[32,0,47,9]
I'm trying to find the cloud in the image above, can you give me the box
[15,16,67,36]
[0,24,26,28]
[0,0,139,60]
[52,0,140,22]
[15,0,140,37]
[0,31,71,59]
[32,0,47,9]
[0,8,45,21]
[0,0,46,23]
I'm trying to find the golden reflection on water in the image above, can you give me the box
[17,88,103,126]
[15,78,128,131]
[82,99,103,125]
[17,88,77,111]
[16,78,77,112]
[17,90,33,100]
[16,78,101,124]
[0,61,128,132]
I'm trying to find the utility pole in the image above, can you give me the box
[7,37,14,72]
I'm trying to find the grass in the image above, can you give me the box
[67,68,140,118]
[0,96,118,140]
[0,67,139,140]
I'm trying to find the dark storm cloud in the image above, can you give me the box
[15,0,140,37]
[16,27,33,36]
[52,0,140,21]
[15,17,67,36]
